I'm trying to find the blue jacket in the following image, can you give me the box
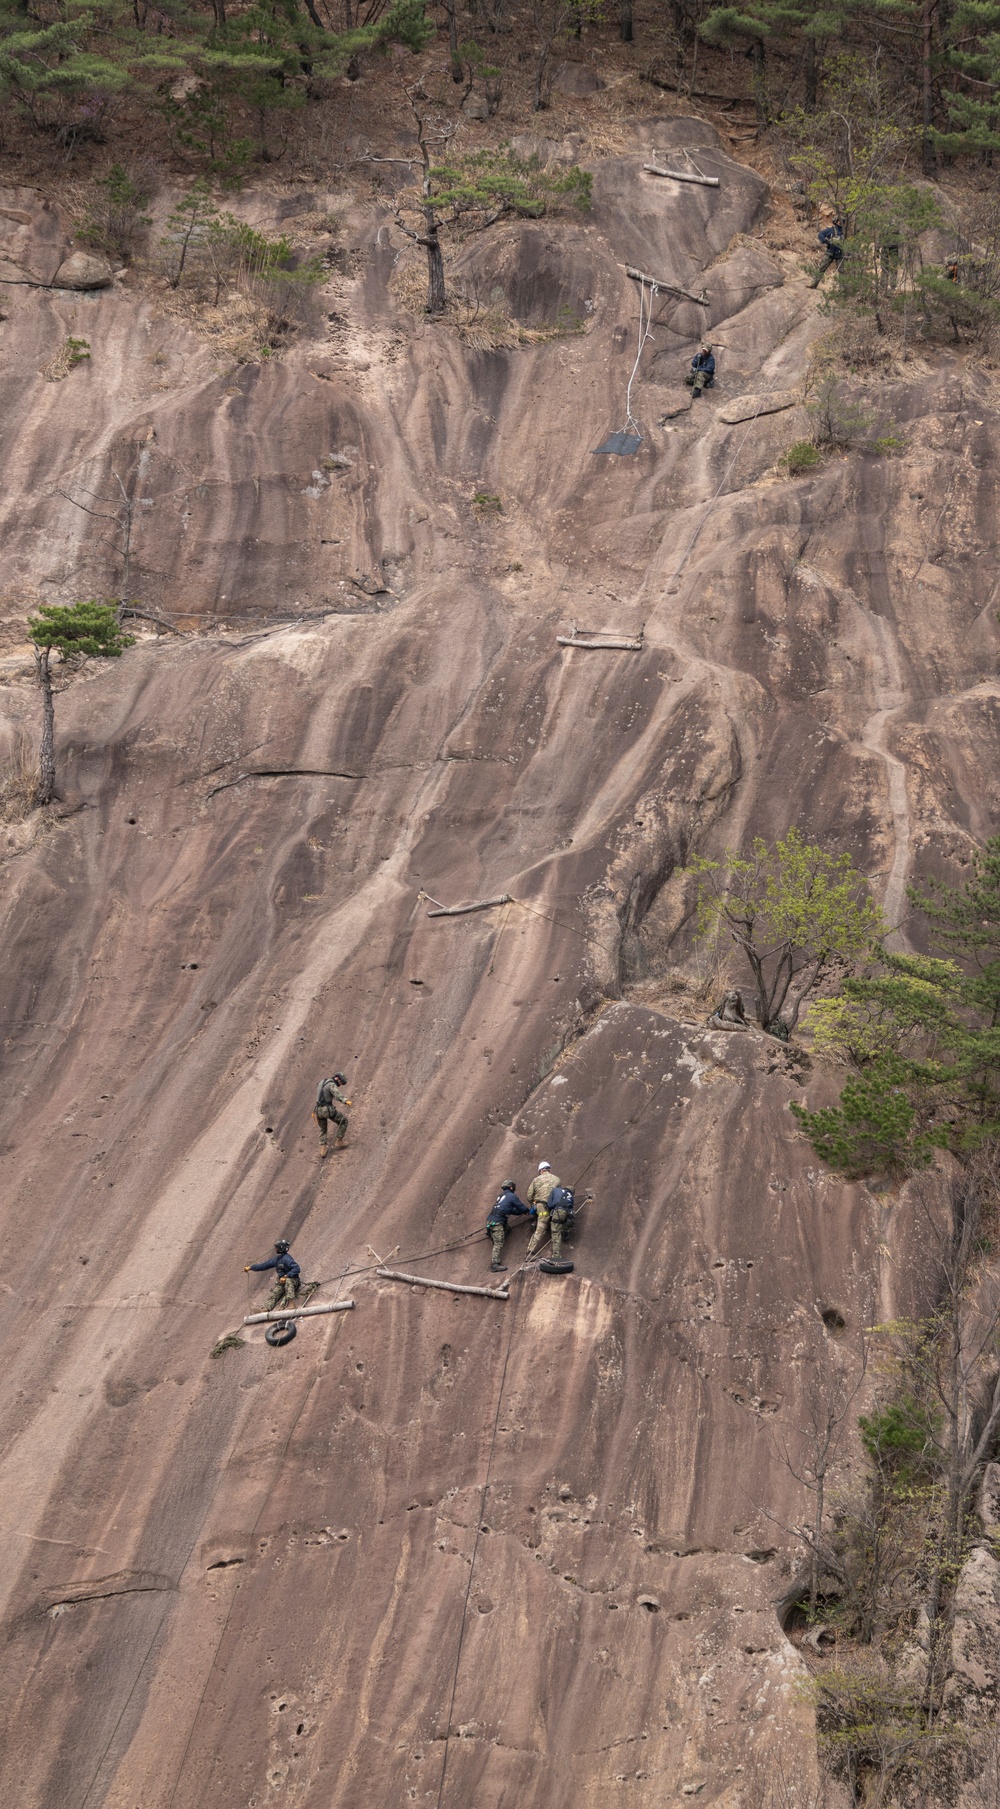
[692,350,715,376]
[487,1188,531,1227]
[250,1252,301,1280]
[818,223,844,248]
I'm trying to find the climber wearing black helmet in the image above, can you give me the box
[315,1072,351,1156]
[485,1180,532,1273]
[245,1240,301,1312]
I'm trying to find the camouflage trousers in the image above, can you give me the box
[316,1105,348,1146]
[266,1276,300,1313]
[526,1207,570,1260]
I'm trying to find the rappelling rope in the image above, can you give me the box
[624,273,656,441]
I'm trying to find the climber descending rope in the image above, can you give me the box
[592,272,657,457]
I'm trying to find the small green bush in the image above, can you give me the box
[784,439,824,474]
[859,1395,942,1480]
[472,491,503,513]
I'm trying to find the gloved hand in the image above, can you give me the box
[244,1266,251,1273]
[345,1099,353,1107]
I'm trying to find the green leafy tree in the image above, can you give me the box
[791,1059,947,1175]
[0,10,130,135]
[936,0,1000,158]
[157,0,431,169]
[904,842,1000,1129]
[700,0,807,122]
[27,602,134,808]
[909,837,1000,1021]
[686,827,884,1035]
[393,95,591,314]
[804,956,962,1068]
[785,58,942,332]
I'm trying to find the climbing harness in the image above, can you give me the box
[592,272,657,457]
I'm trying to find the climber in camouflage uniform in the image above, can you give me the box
[525,1161,568,1259]
[315,1072,350,1155]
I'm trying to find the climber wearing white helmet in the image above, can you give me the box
[526,1161,562,1258]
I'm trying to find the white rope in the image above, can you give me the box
[624,275,656,439]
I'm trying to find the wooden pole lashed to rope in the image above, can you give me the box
[377,1267,509,1301]
[425,894,512,918]
[623,264,709,307]
[244,1300,355,1324]
[643,162,720,187]
[557,635,643,651]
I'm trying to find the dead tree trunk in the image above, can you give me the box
[34,646,55,807]
[421,209,446,314]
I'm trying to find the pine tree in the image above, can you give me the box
[27,603,134,808]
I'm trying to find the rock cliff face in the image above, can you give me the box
[0,117,995,1807]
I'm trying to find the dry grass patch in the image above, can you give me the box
[0,734,38,822]
[43,335,90,381]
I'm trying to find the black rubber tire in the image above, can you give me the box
[539,1259,574,1275]
[265,1319,297,1347]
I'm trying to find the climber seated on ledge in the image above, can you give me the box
[245,1240,301,1312]
[685,345,715,397]
[707,988,749,1031]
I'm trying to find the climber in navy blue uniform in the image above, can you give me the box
[245,1240,301,1312]
[811,209,845,287]
[685,345,716,398]
[485,1181,532,1273]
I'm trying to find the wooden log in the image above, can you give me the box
[623,264,709,307]
[426,893,512,918]
[557,636,643,651]
[643,162,720,188]
[244,1300,355,1325]
[377,1267,509,1300]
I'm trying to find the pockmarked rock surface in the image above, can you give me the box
[0,119,996,1807]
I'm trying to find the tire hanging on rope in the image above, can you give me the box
[265,1320,297,1347]
[592,274,656,456]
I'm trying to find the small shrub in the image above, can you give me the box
[472,491,503,514]
[78,160,155,263]
[859,1394,943,1482]
[872,431,906,456]
[784,439,824,474]
[809,374,875,448]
